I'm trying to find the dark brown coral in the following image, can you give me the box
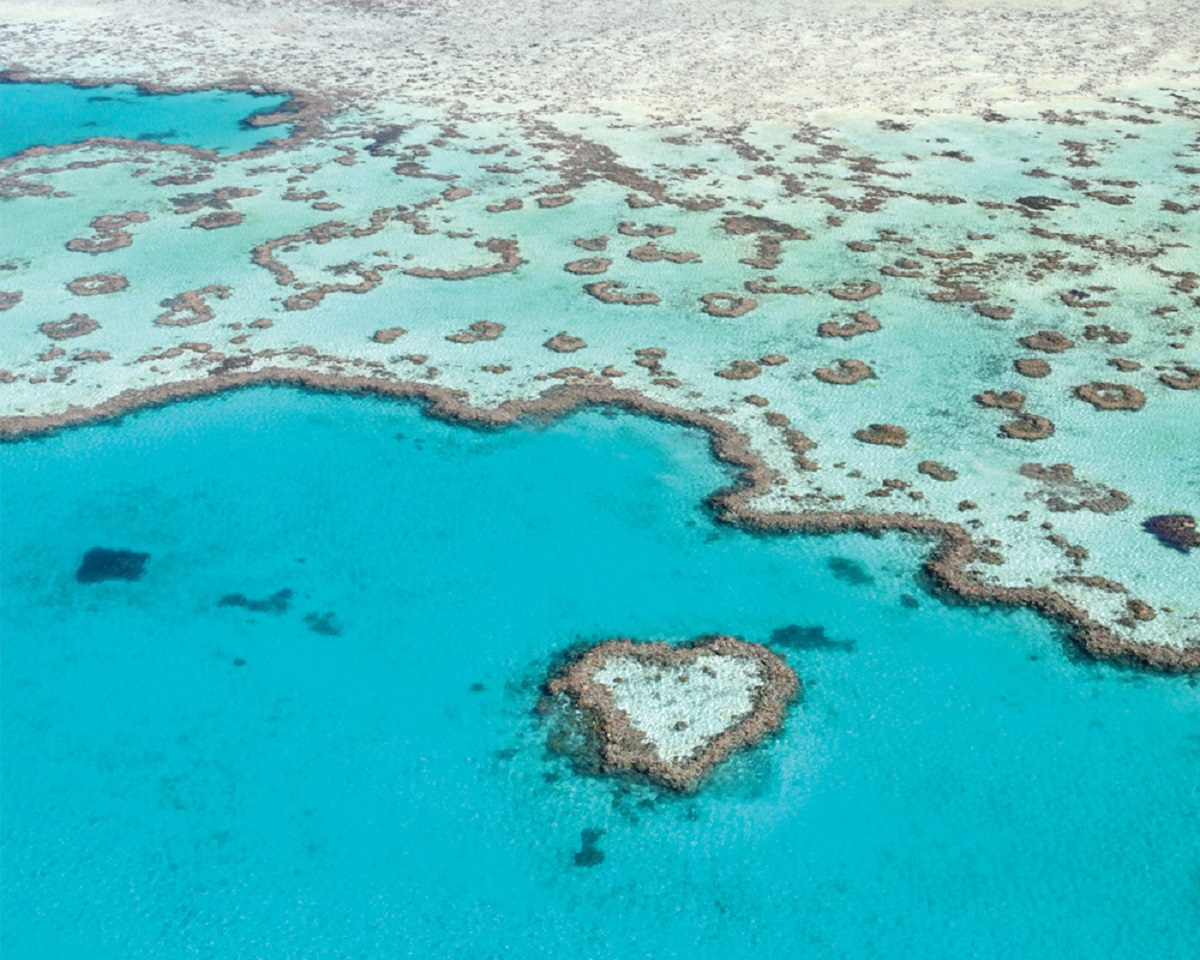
[854,423,908,447]
[818,311,880,338]
[1143,515,1199,553]
[1019,331,1075,353]
[700,293,758,318]
[813,360,874,384]
[40,313,99,340]
[1074,382,1146,411]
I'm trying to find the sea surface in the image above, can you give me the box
[2,388,1198,959]
[2,77,1199,959]
[0,80,291,157]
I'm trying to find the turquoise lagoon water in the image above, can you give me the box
[2,388,1197,959]
[0,81,292,157]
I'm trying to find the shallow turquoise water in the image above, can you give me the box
[2,388,1197,958]
[0,81,292,157]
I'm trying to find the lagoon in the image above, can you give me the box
[0,80,292,157]
[2,387,1196,959]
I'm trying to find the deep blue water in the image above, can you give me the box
[0,81,292,157]
[2,388,1197,959]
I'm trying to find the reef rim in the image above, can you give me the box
[545,635,800,793]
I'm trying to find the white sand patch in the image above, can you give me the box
[594,654,764,763]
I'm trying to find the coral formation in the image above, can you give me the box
[544,635,798,792]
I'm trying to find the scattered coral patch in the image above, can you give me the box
[219,589,294,613]
[700,292,757,317]
[974,303,1013,320]
[628,243,699,264]
[404,238,524,280]
[1014,358,1052,378]
[1016,195,1065,211]
[155,285,232,326]
[485,198,523,213]
[1160,365,1200,390]
[818,311,880,338]
[170,186,259,214]
[745,279,810,295]
[1083,324,1130,345]
[371,327,407,344]
[854,423,907,447]
[1019,330,1075,353]
[1020,463,1131,514]
[573,829,605,868]
[286,262,384,310]
[545,332,587,353]
[1143,514,1199,553]
[563,257,611,275]
[828,280,882,301]
[72,350,111,363]
[40,313,99,340]
[881,257,922,279]
[1074,382,1146,411]
[66,273,128,296]
[65,211,149,254]
[0,290,22,310]
[1061,290,1111,309]
[584,281,660,305]
[193,211,244,229]
[974,390,1025,410]
[304,611,342,636]
[769,624,856,653]
[928,284,988,303]
[715,360,762,380]
[827,556,875,586]
[1000,413,1055,440]
[1125,599,1157,622]
[618,221,675,238]
[720,215,808,240]
[919,460,958,482]
[447,321,505,343]
[550,366,594,381]
[814,359,874,384]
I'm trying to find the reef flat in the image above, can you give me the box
[0,1,1197,669]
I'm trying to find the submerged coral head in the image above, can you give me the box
[1143,515,1199,554]
[75,547,149,583]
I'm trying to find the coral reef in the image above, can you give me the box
[854,423,908,447]
[40,313,99,339]
[818,311,880,338]
[1074,382,1146,411]
[544,635,799,792]
[813,359,874,384]
[1143,515,1199,553]
[66,273,128,296]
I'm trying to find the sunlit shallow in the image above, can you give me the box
[0,80,292,157]
[2,387,1196,959]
